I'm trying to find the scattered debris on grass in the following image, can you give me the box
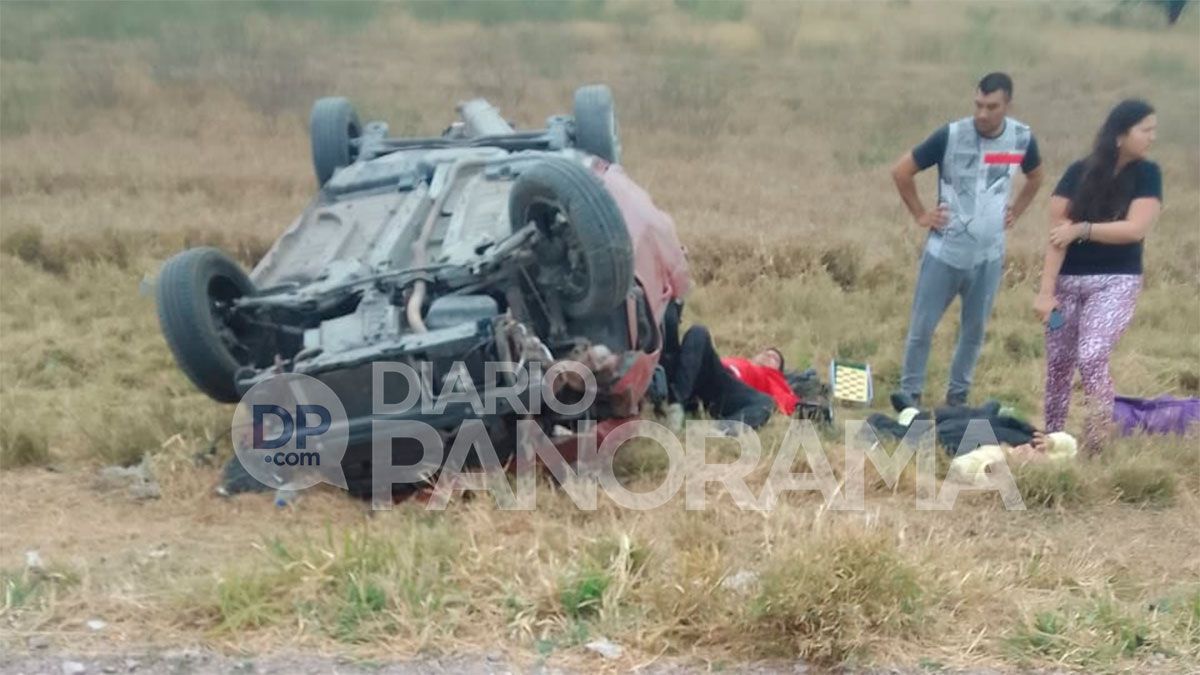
[721,569,759,594]
[95,458,161,501]
[584,637,623,659]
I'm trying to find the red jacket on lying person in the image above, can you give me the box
[721,357,799,416]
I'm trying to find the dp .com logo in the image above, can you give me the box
[231,373,349,490]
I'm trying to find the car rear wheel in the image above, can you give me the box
[156,247,261,403]
[310,97,361,186]
[572,84,620,164]
[509,158,634,320]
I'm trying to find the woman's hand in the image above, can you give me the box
[1048,221,1083,249]
[1034,291,1058,324]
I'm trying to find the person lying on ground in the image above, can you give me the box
[947,432,1077,488]
[721,347,800,416]
[873,394,1050,456]
[660,325,797,433]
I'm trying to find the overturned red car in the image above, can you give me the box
[155,85,691,497]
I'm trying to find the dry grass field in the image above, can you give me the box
[1,1,1198,672]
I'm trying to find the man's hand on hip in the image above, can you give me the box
[916,205,948,231]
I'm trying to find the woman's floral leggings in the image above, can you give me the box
[1043,274,1142,453]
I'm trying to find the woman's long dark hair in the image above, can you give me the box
[1070,99,1155,223]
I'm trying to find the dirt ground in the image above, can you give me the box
[0,649,1065,675]
[3,460,1197,673]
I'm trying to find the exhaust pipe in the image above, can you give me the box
[458,98,514,137]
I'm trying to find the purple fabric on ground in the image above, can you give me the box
[1113,395,1200,436]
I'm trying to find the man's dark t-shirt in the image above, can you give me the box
[912,123,1042,175]
[1053,159,1163,275]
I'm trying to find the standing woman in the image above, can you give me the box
[1034,99,1162,454]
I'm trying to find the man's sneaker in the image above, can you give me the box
[890,391,922,413]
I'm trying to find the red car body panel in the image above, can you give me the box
[544,160,692,464]
[594,160,692,330]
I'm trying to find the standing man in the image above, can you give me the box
[891,72,1044,407]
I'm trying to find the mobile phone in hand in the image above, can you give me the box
[1048,308,1065,331]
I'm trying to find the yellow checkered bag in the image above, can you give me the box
[829,360,873,405]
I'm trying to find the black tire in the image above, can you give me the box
[572,85,621,164]
[310,97,361,186]
[156,247,258,403]
[509,158,634,319]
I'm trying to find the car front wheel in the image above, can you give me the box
[572,84,620,164]
[310,97,361,186]
[156,247,262,402]
[508,158,634,320]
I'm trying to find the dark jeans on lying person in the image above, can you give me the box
[936,417,1037,455]
[668,326,775,429]
[867,399,1037,456]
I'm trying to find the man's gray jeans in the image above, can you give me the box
[900,252,1004,403]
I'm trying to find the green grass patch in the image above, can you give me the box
[1003,331,1044,362]
[0,422,51,469]
[1108,456,1176,506]
[560,569,610,620]
[214,570,292,631]
[534,619,592,655]
[639,43,743,137]
[611,435,673,484]
[674,0,745,22]
[204,522,462,639]
[744,531,929,664]
[515,26,579,80]
[1156,588,1200,647]
[557,533,649,621]
[1008,594,1162,666]
[962,6,998,70]
[820,243,862,292]
[0,224,270,276]
[3,571,43,611]
[8,1,378,43]
[1014,461,1085,509]
[335,576,389,641]
[0,225,134,276]
[0,84,42,136]
[1140,50,1197,83]
[1,566,79,613]
[405,0,604,25]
